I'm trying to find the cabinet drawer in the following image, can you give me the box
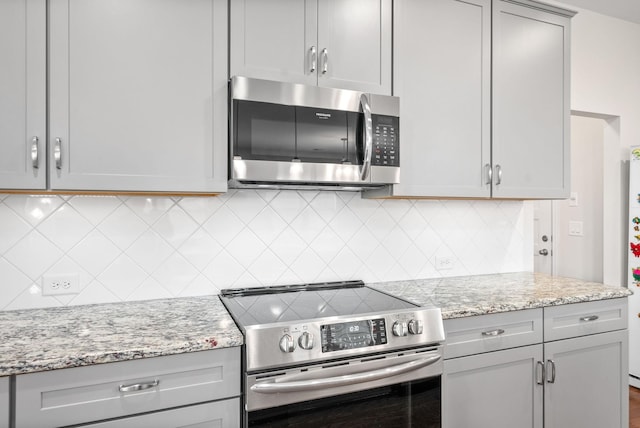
[544,298,628,342]
[16,347,241,428]
[443,309,543,359]
[82,397,240,428]
[0,376,8,428]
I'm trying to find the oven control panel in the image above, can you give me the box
[244,308,445,372]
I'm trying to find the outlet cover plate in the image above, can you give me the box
[42,273,80,296]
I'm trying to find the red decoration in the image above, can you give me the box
[631,242,640,257]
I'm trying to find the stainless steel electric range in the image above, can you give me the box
[220,280,445,427]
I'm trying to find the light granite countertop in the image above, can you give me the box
[0,295,242,377]
[368,272,633,319]
[0,272,632,377]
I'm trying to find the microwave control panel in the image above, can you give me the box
[371,115,399,167]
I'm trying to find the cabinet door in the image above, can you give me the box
[81,398,240,428]
[0,376,8,428]
[0,0,46,190]
[443,344,543,428]
[230,0,318,86]
[544,330,628,428]
[383,0,490,197]
[49,0,228,193]
[492,0,571,199]
[317,0,391,95]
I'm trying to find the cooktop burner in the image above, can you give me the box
[220,280,417,326]
[220,280,444,372]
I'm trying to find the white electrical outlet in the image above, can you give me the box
[42,273,80,296]
[435,256,455,270]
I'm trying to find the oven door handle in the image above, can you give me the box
[250,354,441,394]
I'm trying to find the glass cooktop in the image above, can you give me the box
[220,281,418,327]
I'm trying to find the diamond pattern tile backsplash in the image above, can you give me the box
[0,190,533,310]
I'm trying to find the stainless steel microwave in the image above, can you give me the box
[229,76,400,190]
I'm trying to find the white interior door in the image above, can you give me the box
[533,200,553,274]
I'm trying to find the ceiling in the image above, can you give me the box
[558,0,640,24]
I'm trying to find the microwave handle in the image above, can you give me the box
[360,94,373,181]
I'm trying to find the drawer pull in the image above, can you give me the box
[579,315,599,322]
[481,328,505,337]
[118,380,159,393]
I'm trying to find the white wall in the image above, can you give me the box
[0,191,531,310]
[548,1,640,286]
[554,115,604,282]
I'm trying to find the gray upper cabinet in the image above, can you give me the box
[230,0,391,95]
[373,0,491,198]
[0,0,46,190]
[2,0,228,193]
[370,0,574,199]
[48,0,228,193]
[491,0,572,199]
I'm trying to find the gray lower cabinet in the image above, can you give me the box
[442,298,629,428]
[15,347,241,428]
[544,330,628,428]
[0,376,8,428]
[443,344,543,428]
[81,399,240,428]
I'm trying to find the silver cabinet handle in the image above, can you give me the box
[536,361,545,385]
[54,137,62,169]
[359,93,373,181]
[485,163,492,185]
[579,315,599,322]
[118,379,159,393]
[31,136,39,169]
[481,328,505,337]
[251,354,441,394]
[309,46,317,73]
[321,48,328,74]
[495,164,502,185]
[539,249,549,256]
[546,359,556,383]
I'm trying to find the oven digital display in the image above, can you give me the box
[320,318,387,352]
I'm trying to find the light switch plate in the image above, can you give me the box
[568,221,583,237]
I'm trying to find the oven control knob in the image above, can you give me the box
[408,319,423,335]
[392,321,408,337]
[279,334,296,353]
[298,332,314,350]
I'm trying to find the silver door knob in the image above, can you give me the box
[539,249,549,256]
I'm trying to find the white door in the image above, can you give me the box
[533,200,553,274]
[0,0,46,190]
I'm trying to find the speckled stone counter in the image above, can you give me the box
[368,272,632,319]
[0,295,242,377]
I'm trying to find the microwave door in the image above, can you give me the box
[233,100,296,162]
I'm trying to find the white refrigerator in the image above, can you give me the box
[628,145,640,388]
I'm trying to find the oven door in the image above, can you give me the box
[246,347,442,428]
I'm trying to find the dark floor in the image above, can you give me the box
[630,387,640,428]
